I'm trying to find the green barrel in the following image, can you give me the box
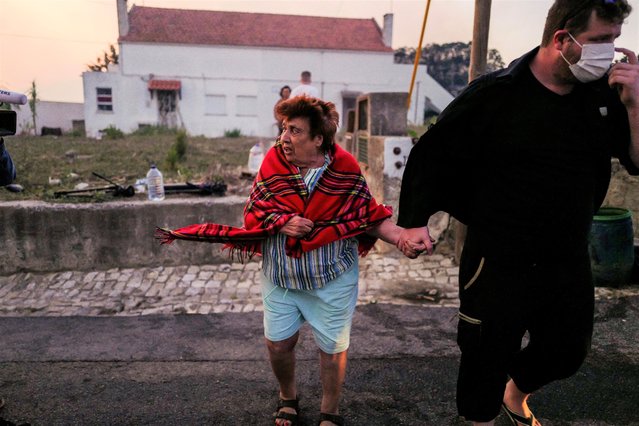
[589,207,634,287]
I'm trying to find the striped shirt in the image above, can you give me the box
[262,153,358,290]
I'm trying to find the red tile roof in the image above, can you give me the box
[148,79,181,91]
[120,6,393,53]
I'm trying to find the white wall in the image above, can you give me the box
[14,101,83,135]
[82,43,453,138]
[83,70,120,137]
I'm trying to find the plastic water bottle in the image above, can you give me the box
[146,164,165,201]
[247,143,264,174]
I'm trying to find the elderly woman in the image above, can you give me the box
[158,96,427,426]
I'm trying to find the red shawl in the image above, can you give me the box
[156,142,392,258]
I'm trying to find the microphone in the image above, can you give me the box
[0,90,28,105]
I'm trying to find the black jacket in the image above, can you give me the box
[398,47,638,232]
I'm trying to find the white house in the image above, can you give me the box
[14,101,84,136]
[82,0,453,139]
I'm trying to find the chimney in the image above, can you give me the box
[383,13,393,47]
[117,0,129,37]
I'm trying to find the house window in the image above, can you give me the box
[236,95,257,117]
[206,95,226,115]
[96,88,113,112]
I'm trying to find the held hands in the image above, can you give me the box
[397,226,434,259]
[280,215,314,238]
[279,216,433,257]
[609,48,639,109]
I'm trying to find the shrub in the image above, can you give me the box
[174,129,187,159]
[165,151,177,171]
[101,125,124,139]
[165,129,188,171]
[224,128,242,138]
[67,129,84,138]
[131,125,178,136]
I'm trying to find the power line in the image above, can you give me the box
[0,32,113,45]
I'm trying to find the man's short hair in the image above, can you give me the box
[275,95,338,153]
[301,71,312,80]
[541,0,631,46]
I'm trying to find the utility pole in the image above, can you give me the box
[469,0,492,80]
[454,0,492,262]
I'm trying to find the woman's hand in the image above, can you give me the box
[279,215,314,238]
[397,226,434,258]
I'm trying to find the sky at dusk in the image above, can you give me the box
[1,0,638,103]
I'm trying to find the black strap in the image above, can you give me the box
[318,412,344,426]
[275,411,298,423]
[502,403,534,426]
[276,398,299,411]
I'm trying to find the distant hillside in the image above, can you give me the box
[395,42,505,96]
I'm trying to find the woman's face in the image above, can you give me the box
[281,87,291,99]
[279,117,323,168]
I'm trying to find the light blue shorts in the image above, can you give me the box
[261,262,359,354]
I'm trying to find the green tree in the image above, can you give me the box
[394,47,415,64]
[394,42,505,96]
[87,44,119,72]
[487,48,505,72]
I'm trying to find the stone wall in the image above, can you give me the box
[1,158,637,275]
[0,197,246,275]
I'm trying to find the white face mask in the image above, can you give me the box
[560,32,615,83]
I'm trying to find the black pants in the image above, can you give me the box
[456,233,594,422]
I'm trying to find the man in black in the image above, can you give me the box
[397,0,639,424]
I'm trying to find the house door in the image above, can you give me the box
[157,90,178,128]
[341,93,359,129]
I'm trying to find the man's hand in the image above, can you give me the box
[610,48,639,167]
[397,226,434,259]
[609,48,639,109]
[279,215,314,238]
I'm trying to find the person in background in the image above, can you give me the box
[274,85,292,134]
[0,137,16,186]
[289,71,320,99]
[397,0,639,424]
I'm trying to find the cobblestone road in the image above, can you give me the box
[2,250,638,317]
[0,252,461,316]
